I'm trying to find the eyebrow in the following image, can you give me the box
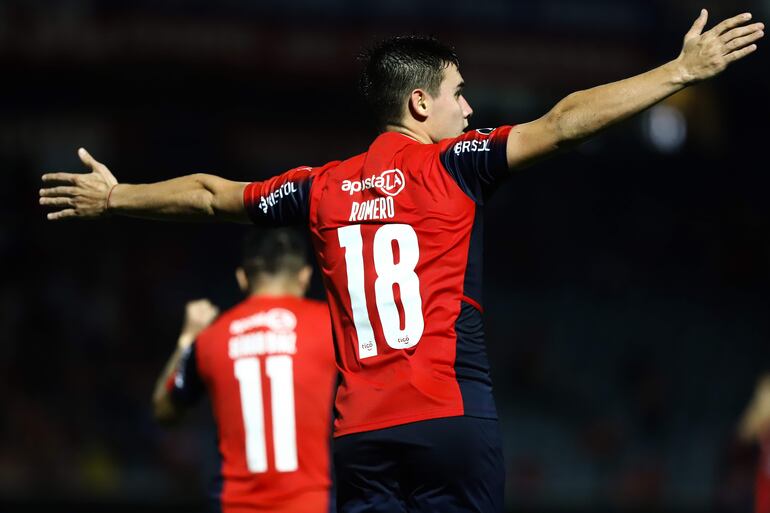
[455,82,465,93]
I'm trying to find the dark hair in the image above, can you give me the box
[359,35,459,128]
[241,228,308,284]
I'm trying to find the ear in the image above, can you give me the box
[235,267,249,294]
[407,88,429,121]
[298,265,313,294]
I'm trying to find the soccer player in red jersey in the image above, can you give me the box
[152,229,337,513]
[740,375,770,513]
[41,11,763,512]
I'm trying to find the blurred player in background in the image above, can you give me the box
[153,228,337,513]
[41,10,764,513]
[740,375,770,513]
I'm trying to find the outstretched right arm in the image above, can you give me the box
[505,10,763,170]
[40,148,249,223]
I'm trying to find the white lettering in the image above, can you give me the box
[348,202,360,221]
[258,182,298,214]
[230,308,297,335]
[453,138,493,156]
[229,332,297,359]
[341,169,405,197]
[348,197,395,221]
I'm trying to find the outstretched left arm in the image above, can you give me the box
[40,148,249,223]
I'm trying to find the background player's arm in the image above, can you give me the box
[739,374,770,442]
[506,10,764,169]
[153,299,219,424]
[40,148,249,222]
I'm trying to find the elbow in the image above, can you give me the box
[547,91,587,145]
[191,174,218,217]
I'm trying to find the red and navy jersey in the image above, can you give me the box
[757,437,770,513]
[243,127,513,436]
[169,296,336,513]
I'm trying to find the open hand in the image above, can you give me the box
[39,148,118,221]
[676,10,763,84]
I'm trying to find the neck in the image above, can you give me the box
[248,279,304,298]
[384,122,433,144]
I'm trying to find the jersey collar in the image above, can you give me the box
[364,131,422,173]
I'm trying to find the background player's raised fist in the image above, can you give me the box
[39,148,119,221]
[676,10,764,83]
[180,299,220,344]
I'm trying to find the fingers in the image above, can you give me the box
[725,43,758,63]
[686,9,709,39]
[711,12,753,37]
[39,196,74,207]
[723,30,764,55]
[720,22,765,44]
[41,172,79,184]
[39,186,78,197]
[46,209,77,221]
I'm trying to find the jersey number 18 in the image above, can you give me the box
[338,223,424,359]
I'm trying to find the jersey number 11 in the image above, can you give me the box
[233,355,297,473]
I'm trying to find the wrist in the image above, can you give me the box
[105,183,120,214]
[666,57,693,87]
[177,332,196,349]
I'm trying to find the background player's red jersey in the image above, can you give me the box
[243,127,512,437]
[169,295,336,513]
[757,437,770,513]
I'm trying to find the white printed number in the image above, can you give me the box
[233,356,297,473]
[338,224,424,359]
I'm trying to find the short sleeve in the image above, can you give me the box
[166,343,205,407]
[242,166,318,226]
[438,126,513,204]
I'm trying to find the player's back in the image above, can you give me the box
[242,127,512,437]
[306,128,512,436]
[194,295,336,513]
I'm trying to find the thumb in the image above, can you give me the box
[78,147,117,183]
[78,147,99,170]
[686,9,709,39]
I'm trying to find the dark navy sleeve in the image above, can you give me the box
[439,126,513,204]
[168,343,205,407]
[242,166,317,226]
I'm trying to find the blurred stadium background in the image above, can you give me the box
[3,0,770,511]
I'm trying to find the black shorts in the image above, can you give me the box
[333,416,504,513]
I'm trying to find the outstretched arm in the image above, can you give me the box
[40,148,249,222]
[153,299,219,424]
[507,10,764,169]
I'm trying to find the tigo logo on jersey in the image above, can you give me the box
[341,169,405,197]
